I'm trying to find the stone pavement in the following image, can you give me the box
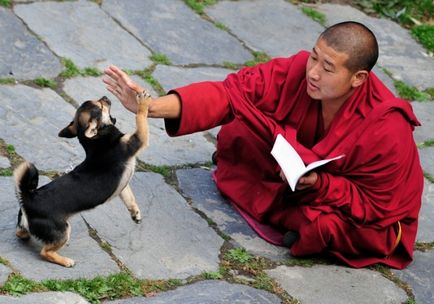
[0,0,433,303]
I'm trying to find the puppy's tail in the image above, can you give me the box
[14,161,39,202]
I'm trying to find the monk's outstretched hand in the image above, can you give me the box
[103,65,144,113]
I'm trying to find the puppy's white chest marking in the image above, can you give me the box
[108,157,136,201]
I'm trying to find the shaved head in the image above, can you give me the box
[318,21,379,73]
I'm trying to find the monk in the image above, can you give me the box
[103,21,423,269]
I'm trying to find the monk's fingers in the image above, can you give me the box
[102,76,117,89]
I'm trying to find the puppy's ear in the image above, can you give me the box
[58,121,77,138]
[84,119,98,138]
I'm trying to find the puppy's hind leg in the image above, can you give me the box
[120,184,142,224]
[40,222,75,267]
[16,208,30,240]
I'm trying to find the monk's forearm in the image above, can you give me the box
[148,94,181,119]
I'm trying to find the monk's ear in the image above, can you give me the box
[84,119,98,138]
[58,121,77,138]
[351,70,369,88]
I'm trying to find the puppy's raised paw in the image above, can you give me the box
[136,90,151,105]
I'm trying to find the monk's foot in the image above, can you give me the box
[282,231,299,248]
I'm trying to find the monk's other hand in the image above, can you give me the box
[279,169,287,182]
[296,171,318,190]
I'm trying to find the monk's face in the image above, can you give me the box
[306,38,356,105]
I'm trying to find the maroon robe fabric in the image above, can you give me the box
[165,51,424,269]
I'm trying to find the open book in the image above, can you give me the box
[271,134,344,191]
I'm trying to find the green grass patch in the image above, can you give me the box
[0,140,22,168]
[42,273,142,303]
[225,248,253,264]
[354,0,434,53]
[424,87,434,100]
[82,67,103,77]
[0,168,13,176]
[0,272,185,303]
[135,68,166,96]
[285,257,318,267]
[355,0,434,25]
[184,0,217,15]
[419,139,434,148]
[301,6,326,26]
[253,272,274,290]
[411,24,434,53]
[244,51,272,67]
[60,58,81,78]
[214,21,228,31]
[6,144,15,155]
[0,0,11,8]
[202,270,224,280]
[394,80,431,101]
[0,256,10,266]
[424,172,434,183]
[141,278,183,296]
[223,62,239,70]
[0,78,16,85]
[136,161,172,177]
[34,77,57,89]
[5,143,22,164]
[0,275,44,296]
[150,53,171,65]
[414,241,434,251]
[60,58,102,78]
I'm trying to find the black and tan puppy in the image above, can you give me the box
[14,92,151,267]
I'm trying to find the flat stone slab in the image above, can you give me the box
[392,250,434,304]
[267,265,408,304]
[417,180,434,242]
[0,84,84,172]
[14,1,152,71]
[63,76,215,166]
[206,0,324,57]
[0,176,119,281]
[0,7,62,80]
[0,155,10,168]
[316,4,434,90]
[82,172,224,280]
[107,280,281,303]
[419,147,434,178]
[176,168,290,261]
[412,101,434,145]
[0,263,11,286]
[0,292,89,304]
[153,65,234,92]
[371,65,397,95]
[153,65,229,139]
[102,0,252,66]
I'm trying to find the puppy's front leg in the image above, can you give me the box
[120,184,141,223]
[121,90,151,155]
[134,90,151,149]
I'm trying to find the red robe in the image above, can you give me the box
[165,51,424,269]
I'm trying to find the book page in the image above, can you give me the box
[271,134,344,191]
